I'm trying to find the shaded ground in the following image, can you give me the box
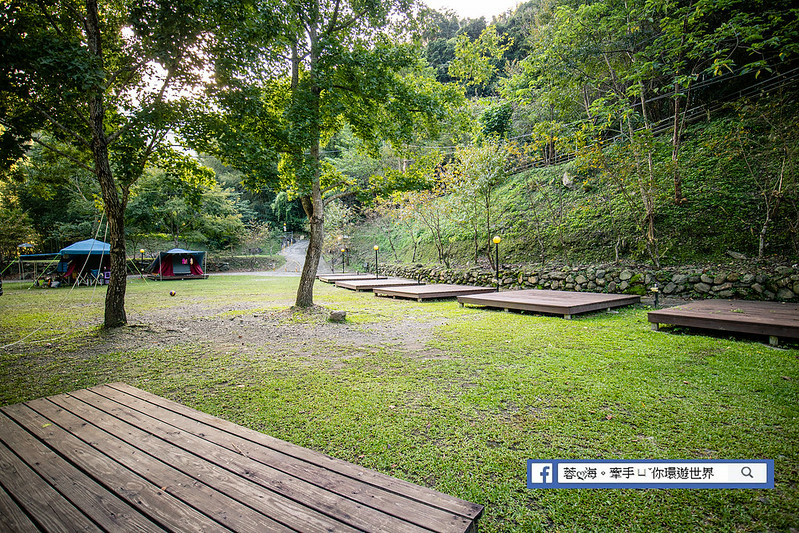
[36,303,450,362]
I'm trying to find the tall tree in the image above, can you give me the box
[444,140,511,267]
[198,0,461,308]
[0,0,207,326]
[449,25,513,97]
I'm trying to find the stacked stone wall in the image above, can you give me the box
[380,263,799,301]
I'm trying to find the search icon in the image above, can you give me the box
[741,466,754,478]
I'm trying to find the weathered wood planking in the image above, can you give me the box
[317,273,386,283]
[0,383,483,533]
[457,289,640,318]
[648,299,799,345]
[334,278,423,291]
[374,284,496,302]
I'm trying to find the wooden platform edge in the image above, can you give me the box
[1,383,483,533]
[456,293,639,317]
[105,383,484,525]
[647,310,799,343]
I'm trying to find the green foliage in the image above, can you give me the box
[356,108,799,266]
[0,204,37,259]
[189,0,465,306]
[127,164,246,251]
[4,143,101,251]
[449,26,513,96]
[480,102,514,139]
[0,0,220,326]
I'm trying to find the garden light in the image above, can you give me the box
[493,236,501,292]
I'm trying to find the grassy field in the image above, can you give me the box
[1,275,797,532]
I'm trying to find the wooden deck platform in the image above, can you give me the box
[317,273,385,283]
[457,289,640,318]
[335,278,423,291]
[0,383,483,532]
[374,284,496,302]
[648,299,799,345]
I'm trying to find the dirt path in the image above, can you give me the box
[272,239,332,275]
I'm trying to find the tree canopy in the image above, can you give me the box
[0,0,211,326]
[189,0,463,307]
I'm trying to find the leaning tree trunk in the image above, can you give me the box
[89,113,128,327]
[293,22,324,308]
[295,185,324,307]
[87,0,126,327]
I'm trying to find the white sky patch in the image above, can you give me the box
[423,0,523,20]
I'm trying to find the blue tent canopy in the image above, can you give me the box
[59,239,110,259]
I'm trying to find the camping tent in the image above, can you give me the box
[58,238,111,284]
[146,248,207,280]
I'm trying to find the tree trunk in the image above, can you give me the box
[294,21,322,308]
[485,193,494,269]
[86,0,126,327]
[471,217,479,264]
[758,212,770,259]
[296,191,323,307]
[671,87,685,204]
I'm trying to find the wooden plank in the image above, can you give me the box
[647,300,799,339]
[373,284,496,301]
[0,411,165,533]
[93,384,480,533]
[0,476,42,532]
[64,388,428,533]
[2,401,236,533]
[335,278,422,291]
[32,395,315,533]
[457,289,639,317]
[108,383,483,526]
[0,436,101,533]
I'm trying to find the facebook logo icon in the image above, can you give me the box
[528,461,555,488]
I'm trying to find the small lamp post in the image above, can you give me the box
[139,249,145,279]
[373,245,379,278]
[341,248,346,273]
[651,283,660,307]
[492,236,501,292]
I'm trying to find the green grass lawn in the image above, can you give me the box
[1,276,797,532]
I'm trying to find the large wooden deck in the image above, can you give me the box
[335,278,423,291]
[0,383,483,532]
[648,299,799,345]
[374,284,496,302]
[316,273,385,283]
[457,289,640,318]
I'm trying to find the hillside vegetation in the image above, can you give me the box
[347,113,798,269]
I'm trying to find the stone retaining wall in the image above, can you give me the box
[380,263,799,301]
